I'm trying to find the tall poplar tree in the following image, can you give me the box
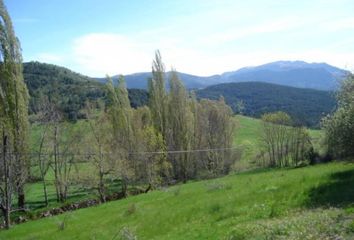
[167,70,194,182]
[148,50,168,140]
[0,0,29,228]
[106,76,134,195]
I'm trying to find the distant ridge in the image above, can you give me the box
[196,81,336,128]
[95,60,349,90]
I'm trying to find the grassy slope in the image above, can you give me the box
[234,115,322,146]
[1,162,353,239]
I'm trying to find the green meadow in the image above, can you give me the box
[1,162,353,239]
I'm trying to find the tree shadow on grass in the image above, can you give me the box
[306,168,354,208]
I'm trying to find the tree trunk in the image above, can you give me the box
[121,177,127,198]
[98,171,106,203]
[42,179,48,206]
[17,186,25,209]
[53,126,60,202]
[39,159,49,206]
[1,208,10,230]
[144,183,152,193]
[2,132,11,229]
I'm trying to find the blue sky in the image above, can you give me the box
[5,0,354,76]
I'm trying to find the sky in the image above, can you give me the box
[5,0,354,77]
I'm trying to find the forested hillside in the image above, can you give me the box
[24,62,148,120]
[197,82,336,127]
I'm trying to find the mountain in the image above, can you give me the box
[95,72,220,89]
[95,61,348,91]
[196,82,336,128]
[24,62,148,121]
[220,61,348,90]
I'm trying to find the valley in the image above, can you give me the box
[1,1,354,239]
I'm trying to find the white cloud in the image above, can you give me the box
[72,33,152,76]
[68,30,354,77]
[71,32,240,76]
[326,17,354,31]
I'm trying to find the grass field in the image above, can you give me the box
[1,161,353,239]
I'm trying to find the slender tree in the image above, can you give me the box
[106,76,134,196]
[0,0,29,228]
[83,106,114,203]
[148,50,168,140]
[167,70,194,182]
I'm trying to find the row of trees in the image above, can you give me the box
[82,52,237,201]
[258,112,312,167]
[29,52,238,206]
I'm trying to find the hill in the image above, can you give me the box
[197,82,336,127]
[1,162,353,239]
[95,61,348,90]
[24,62,148,120]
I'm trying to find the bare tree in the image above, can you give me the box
[259,112,311,167]
[33,98,57,206]
[83,104,115,202]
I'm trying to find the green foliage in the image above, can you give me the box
[148,50,168,138]
[197,82,336,128]
[322,74,354,159]
[259,112,312,167]
[194,98,237,176]
[261,111,292,125]
[167,70,194,181]
[146,51,237,182]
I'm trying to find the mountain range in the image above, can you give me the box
[96,61,349,90]
[23,61,338,127]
